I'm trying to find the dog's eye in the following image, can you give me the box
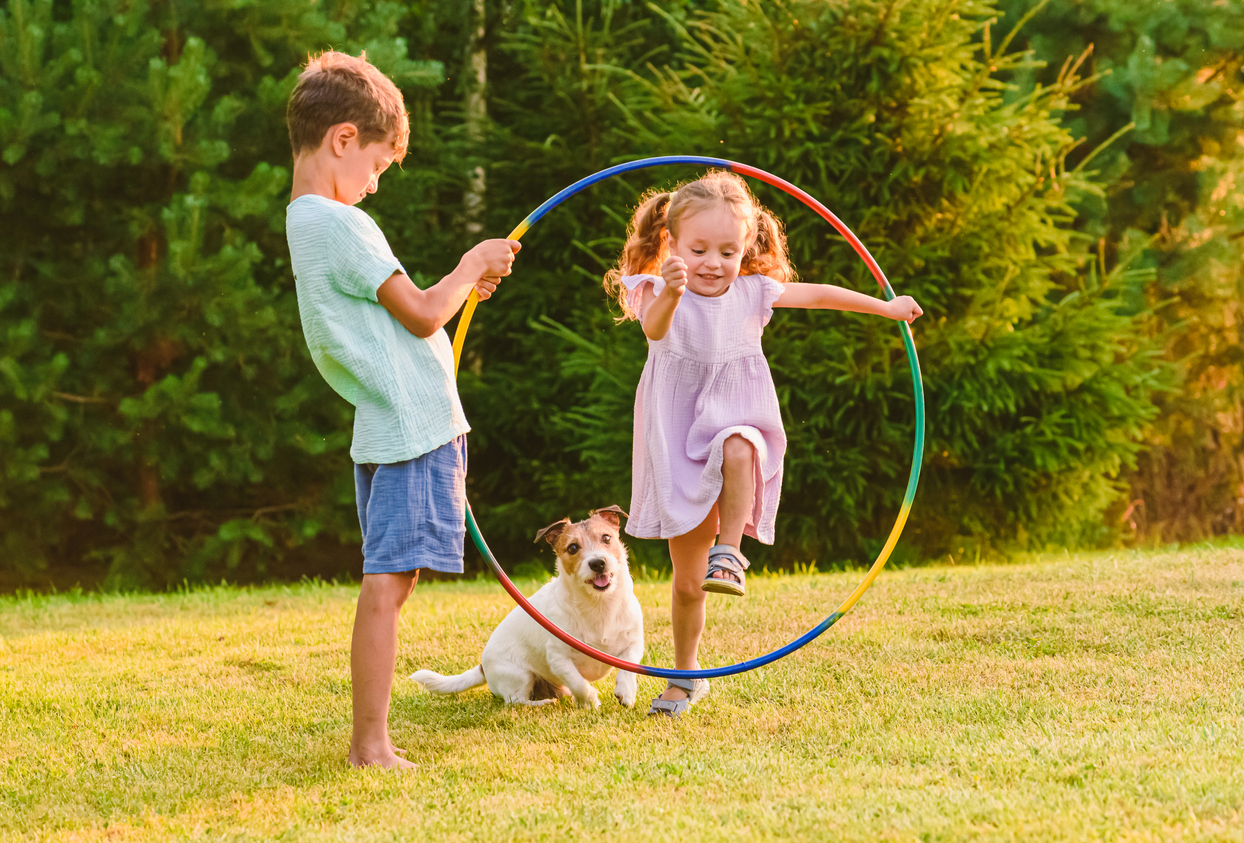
[602,534,612,543]
[566,543,579,555]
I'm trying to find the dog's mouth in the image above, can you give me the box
[587,572,613,591]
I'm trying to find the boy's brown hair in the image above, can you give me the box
[287,50,410,162]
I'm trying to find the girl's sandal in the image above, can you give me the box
[646,677,710,718]
[702,544,750,596]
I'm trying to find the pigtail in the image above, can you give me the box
[743,206,796,284]
[603,190,673,321]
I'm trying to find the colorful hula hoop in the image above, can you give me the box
[452,156,924,680]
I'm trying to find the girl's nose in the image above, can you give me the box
[366,175,379,194]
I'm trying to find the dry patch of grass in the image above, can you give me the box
[2,547,1243,841]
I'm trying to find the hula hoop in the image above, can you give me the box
[452,156,924,680]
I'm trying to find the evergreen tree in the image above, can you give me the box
[0,0,441,587]
[0,0,1190,586]
[459,0,1165,567]
[997,0,1244,542]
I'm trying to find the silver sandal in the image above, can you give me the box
[702,544,749,596]
[646,677,710,718]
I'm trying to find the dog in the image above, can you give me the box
[411,506,644,709]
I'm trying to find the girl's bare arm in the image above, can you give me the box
[640,257,689,340]
[775,283,923,323]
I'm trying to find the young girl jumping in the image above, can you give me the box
[604,170,923,718]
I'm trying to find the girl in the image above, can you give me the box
[604,171,922,718]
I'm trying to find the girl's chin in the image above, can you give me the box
[689,277,732,297]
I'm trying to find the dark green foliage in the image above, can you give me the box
[0,0,1185,587]
[997,0,1244,541]
[0,0,441,587]
[451,0,1165,568]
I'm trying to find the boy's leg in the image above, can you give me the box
[659,508,718,703]
[348,570,419,769]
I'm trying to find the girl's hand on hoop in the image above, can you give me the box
[886,295,923,324]
[661,256,688,297]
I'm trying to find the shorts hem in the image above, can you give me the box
[362,556,465,576]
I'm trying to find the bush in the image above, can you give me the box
[997,0,1244,542]
[0,0,441,587]
[0,0,1173,586]
[453,0,1165,568]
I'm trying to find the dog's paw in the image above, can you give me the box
[577,686,601,710]
[614,676,637,708]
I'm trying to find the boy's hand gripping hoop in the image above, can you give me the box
[451,156,924,680]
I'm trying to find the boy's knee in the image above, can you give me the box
[362,571,419,611]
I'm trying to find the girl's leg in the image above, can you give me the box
[710,433,755,584]
[657,507,719,702]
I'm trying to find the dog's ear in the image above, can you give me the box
[590,505,628,528]
[534,518,570,545]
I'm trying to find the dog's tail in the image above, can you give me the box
[410,665,486,695]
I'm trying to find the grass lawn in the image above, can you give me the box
[2,546,1243,841]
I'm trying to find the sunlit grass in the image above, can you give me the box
[2,546,1243,841]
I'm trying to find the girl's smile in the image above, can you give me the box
[668,205,751,297]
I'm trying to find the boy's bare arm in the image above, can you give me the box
[377,239,520,338]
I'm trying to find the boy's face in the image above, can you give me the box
[333,126,397,205]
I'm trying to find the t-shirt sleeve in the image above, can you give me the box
[620,273,666,319]
[757,275,786,327]
[327,208,407,302]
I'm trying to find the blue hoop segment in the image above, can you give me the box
[453,156,925,679]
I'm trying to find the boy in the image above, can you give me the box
[284,50,519,769]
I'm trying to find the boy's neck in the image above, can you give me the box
[290,153,342,204]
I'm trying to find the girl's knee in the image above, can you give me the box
[671,574,707,605]
[722,434,754,467]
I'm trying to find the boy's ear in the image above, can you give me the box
[329,122,359,157]
[534,518,570,546]
[590,506,628,529]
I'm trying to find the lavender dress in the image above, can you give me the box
[621,273,787,544]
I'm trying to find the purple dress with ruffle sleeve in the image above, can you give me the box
[620,273,787,543]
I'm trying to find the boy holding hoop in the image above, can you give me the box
[284,50,520,768]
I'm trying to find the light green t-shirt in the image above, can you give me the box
[286,194,469,464]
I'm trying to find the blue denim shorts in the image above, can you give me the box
[354,435,467,575]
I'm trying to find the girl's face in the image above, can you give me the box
[668,204,751,297]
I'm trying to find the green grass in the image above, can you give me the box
[2,547,1243,841]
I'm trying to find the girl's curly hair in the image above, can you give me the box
[603,169,795,320]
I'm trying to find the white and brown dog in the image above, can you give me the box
[411,506,644,709]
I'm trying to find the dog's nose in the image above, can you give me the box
[588,558,607,573]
